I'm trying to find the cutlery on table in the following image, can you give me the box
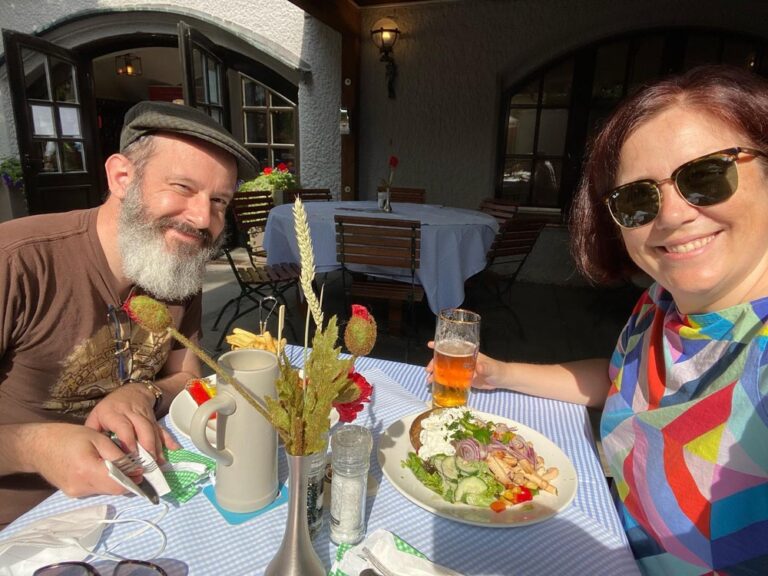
[361,545,465,576]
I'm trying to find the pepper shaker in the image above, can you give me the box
[329,425,373,545]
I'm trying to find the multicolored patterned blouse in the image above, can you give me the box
[601,283,768,575]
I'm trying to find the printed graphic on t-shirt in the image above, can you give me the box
[42,323,171,416]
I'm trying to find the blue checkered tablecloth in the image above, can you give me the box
[1,347,639,575]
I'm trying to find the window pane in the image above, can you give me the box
[193,48,206,103]
[628,35,664,94]
[537,109,568,155]
[50,57,77,103]
[31,104,56,136]
[36,140,60,172]
[506,109,536,155]
[210,107,223,125]
[271,92,293,107]
[541,59,573,106]
[207,59,221,104]
[273,149,296,170]
[62,141,85,172]
[58,106,81,137]
[532,159,562,207]
[684,34,721,70]
[248,147,269,168]
[510,77,539,105]
[243,79,267,106]
[245,111,268,143]
[22,48,50,100]
[271,110,294,144]
[502,158,532,204]
[592,41,628,103]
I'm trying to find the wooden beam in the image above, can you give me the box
[286,0,360,36]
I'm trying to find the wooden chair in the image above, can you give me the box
[212,190,299,349]
[478,197,519,226]
[377,186,426,204]
[211,248,300,349]
[230,190,274,259]
[335,215,424,359]
[283,188,333,203]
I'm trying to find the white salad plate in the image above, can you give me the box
[378,410,578,527]
[168,376,217,444]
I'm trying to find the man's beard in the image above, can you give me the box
[117,178,225,301]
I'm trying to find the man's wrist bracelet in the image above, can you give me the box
[130,379,163,410]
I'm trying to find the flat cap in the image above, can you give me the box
[120,101,259,180]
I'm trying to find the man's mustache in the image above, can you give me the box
[155,217,215,247]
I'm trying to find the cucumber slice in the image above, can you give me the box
[455,457,482,475]
[455,476,487,502]
[440,456,459,480]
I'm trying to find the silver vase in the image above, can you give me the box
[264,454,326,576]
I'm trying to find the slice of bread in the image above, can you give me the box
[409,408,443,453]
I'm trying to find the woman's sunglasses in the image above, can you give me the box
[603,147,766,229]
[34,560,166,575]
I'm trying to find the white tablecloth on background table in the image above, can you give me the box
[263,201,499,314]
[1,347,639,575]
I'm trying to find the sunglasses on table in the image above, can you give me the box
[603,147,767,229]
[34,560,167,575]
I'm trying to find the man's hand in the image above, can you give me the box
[425,341,506,391]
[85,382,178,463]
[2,422,135,497]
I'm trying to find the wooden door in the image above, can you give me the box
[177,21,230,129]
[3,30,102,215]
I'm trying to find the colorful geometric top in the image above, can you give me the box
[601,283,768,575]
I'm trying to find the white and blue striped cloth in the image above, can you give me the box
[2,349,639,575]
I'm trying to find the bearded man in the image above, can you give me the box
[0,101,258,527]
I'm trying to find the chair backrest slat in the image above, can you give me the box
[334,215,421,273]
[377,186,426,204]
[478,198,519,226]
[284,188,332,203]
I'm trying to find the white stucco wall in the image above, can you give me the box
[0,0,342,195]
[359,0,768,208]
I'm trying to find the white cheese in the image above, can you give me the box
[417,408,471,460]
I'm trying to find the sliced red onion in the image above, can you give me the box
[455,438,484,461]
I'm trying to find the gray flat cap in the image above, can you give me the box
[120,101,259,179]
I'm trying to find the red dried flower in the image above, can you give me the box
[351,304,370,321]
[333,371,373,423]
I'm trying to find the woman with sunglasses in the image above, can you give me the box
[429,65,768,573]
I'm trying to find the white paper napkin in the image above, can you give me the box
[331,529,464,576]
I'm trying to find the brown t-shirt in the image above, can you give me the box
[0,208,202,526]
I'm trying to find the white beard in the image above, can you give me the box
[117,179,225,301]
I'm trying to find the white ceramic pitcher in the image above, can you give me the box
[189,349,278,513]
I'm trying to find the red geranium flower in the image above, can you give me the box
[333,371,373,423]
[263,167,273,175]
[276,162,288,172]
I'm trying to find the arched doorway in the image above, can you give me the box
[2,10,300,216]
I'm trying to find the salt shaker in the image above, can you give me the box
[329,425,373,545]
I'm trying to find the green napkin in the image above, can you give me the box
[161,447,215,503]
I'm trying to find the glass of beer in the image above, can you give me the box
[432,308,481,408]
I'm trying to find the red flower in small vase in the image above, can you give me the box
[389,155,399,169]
[334,371,373,423]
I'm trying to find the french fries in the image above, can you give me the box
[225,327,286,354]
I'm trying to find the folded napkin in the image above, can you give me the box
[161,447,215,503]
[330,529,464,576]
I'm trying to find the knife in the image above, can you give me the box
[136,476,160,504]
